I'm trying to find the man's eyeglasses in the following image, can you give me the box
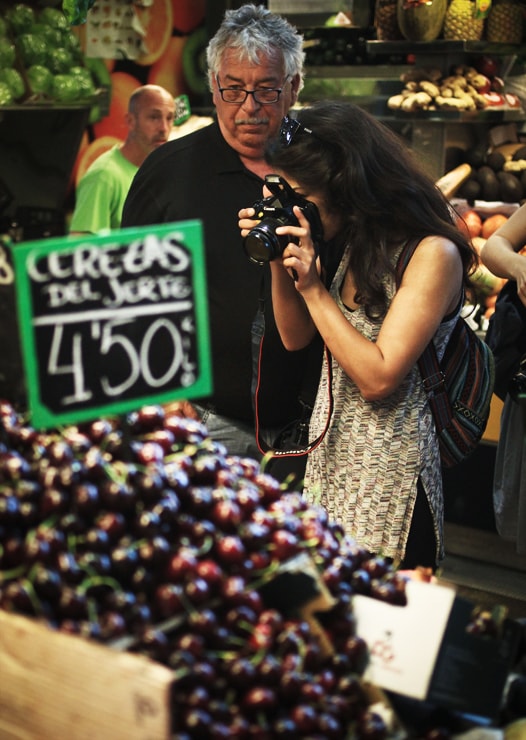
[216,75,289,105]
[279,115,315,147]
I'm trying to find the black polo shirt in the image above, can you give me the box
[122,120,316,426]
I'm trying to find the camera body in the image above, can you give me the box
[243,174,324,265]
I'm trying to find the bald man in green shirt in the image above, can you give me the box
[69,84,175,235]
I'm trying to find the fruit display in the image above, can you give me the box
[375,0,405,40]
[0,399,416,738]
[486,0,524,43]
[1,397,525,737]
[457,142,526,203]
[454,204,516,320]
[387,65,488,112]
[373,0,523,43]
[442,0,484,41]
[396,0,448,43]
[0,2,101,105]
[387,62,521,114]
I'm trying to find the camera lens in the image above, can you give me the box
[243,219,288,265]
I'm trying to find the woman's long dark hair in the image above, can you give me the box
[265,100,477,318]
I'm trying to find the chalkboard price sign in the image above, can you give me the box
[12,221,212,428]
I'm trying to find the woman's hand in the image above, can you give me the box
[276,206,321,290]
[238,207,258,238]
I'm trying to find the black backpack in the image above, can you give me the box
[485,280,526,402]
[397,239,495,467]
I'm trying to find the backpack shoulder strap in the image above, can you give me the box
[395,238,422,284]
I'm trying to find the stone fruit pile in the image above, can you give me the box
[0,399,413,739]
[0,2,100,105]
[458,144,526,204]
[456,208,509,320]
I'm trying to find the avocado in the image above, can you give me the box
[465,146,487,169]
[512,145,526,161]
[486,150,506,172]
[497,171,523,203]
[458,178,481,203]
[477,165,500,201]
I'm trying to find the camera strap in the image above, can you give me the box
[254,330,334,458]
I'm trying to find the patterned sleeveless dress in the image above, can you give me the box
[303,242,460,565]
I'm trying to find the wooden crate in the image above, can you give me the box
[0,610,173,740]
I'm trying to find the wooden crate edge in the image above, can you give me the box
[0,610,173,740]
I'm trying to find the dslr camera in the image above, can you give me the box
[243,174,324,265]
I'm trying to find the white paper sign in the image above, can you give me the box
[352,580,456,699]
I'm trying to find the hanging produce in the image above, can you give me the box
[62,0,97,26]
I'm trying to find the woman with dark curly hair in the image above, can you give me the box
[239,100,477,570]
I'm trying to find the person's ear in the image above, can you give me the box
[210,73,220,105]
[289,73,301,106]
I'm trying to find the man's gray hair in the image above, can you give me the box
[206,4,305,92]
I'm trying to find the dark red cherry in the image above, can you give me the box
[215,535,246,565]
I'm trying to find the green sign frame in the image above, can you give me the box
[12,220,212,428]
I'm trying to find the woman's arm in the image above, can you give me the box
[481,204,526,303]
[293,235,463,401]
[268,259,318,347]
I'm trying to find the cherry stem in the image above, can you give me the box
[77,575,123,595]
[0,564,27,583]
[195,536,213,557]
[21,577,45,616]
[87,596,98,625]
[164,448,197,464]
[105,460,127,484]
[249,560,282,590]
[38,514,60,531]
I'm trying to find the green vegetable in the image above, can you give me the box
[0,38,16,68]
[0,18,8,36]
[0,81,14,106]
[6,4,35,34]
[84,56,111,88]
[62,29,82,55]
[39,7,69,30]
[52,73,79,102]
[63,0,97,26]
[0,68,25,100]
[26,64,53,96]
[16,33,48,67]
[69,65,96,97]
[30,23,63,48]
[69,65,92,84]
[48,47,74,74]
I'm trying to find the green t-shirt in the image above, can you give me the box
[69,146,138,234]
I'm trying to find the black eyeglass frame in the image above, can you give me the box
[215,74,290,105]
[279,115,315,147]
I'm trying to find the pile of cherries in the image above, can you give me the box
[0,399,424,739]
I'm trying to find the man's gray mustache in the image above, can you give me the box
[235,118,269,125]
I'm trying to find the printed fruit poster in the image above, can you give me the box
[68,0,207,194]
[85,0,144,60]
